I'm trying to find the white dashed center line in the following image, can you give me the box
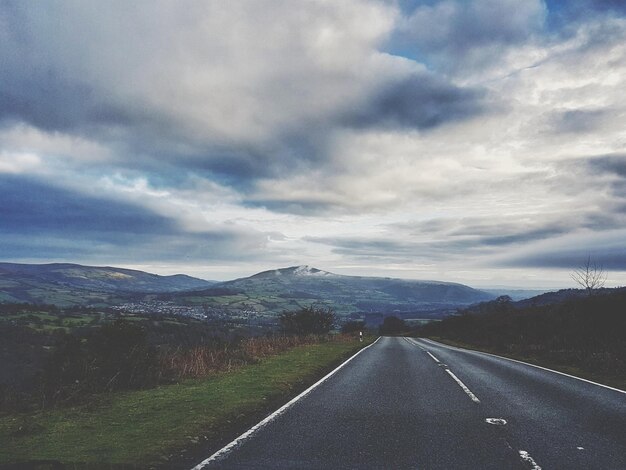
[485,418,507,425]
[409,339,549,468]
[519,450,542,469]
[405,337,481,404]
[426,350,441,363]
[445,369,481,403]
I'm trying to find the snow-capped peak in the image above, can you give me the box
[289,265,333,276]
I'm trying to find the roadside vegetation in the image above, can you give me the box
[416,288,626,390]
[0,304,373,467]
[1,305,260,413]
[0,337,370,468]
[378,316,408,335]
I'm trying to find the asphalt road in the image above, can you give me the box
[192,336,626,469]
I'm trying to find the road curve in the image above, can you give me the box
[192,336,626,469]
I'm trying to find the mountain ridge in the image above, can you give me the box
[0,262,215,305]
[201,264,495,318]
[0,262,495,317]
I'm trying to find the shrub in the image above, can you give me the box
[42,320,158,406]
[279,306,336,335]
[341,320,366,334]
[379,316,406,335]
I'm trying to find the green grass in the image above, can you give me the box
[0,338,372,467]
[0,311,100,332]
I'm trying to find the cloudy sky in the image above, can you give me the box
[1,0,625,287]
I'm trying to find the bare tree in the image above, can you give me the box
[571,256,607,296]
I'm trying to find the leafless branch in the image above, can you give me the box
[570,256,606,295]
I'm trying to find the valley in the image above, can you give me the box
[0,263,496,324]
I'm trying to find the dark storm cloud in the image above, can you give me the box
[0,174,176,236]
[389,217,575,245]
[0,1,494,194]
[586,154,626,178]
[336,213,626,267]
[390,1,546,71]
[548,108,611,134]
[0,4,144,134]
[580,155,626,202]
[0,230,265,264]
[0,174,272,262]
[506,245,626,270]
[345,73,487,130]
[305,235,493,262]
[471,227,571,246]
[0,79,140,134]
[245,199,337,216]
[306,236,419,257]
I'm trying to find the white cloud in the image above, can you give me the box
[1,1,625,287]
[0,151,41,174]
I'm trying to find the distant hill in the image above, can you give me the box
[0,262,215,305]
[0,262,494,318]
[513,288,595,308]
[483,288,548,301]
[169,265,495,319]
[460,286,625,315]
[223,265,491,304]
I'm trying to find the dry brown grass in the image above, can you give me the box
[160,334,355,380]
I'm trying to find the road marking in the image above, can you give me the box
[404,337,441,363]
[426,351,441,363]
[405,337,480,402]
[404,337,421,348]
[519,450,542,469]
[418,338,626,395]
[485,418,507,425]
[445,369,481,403]
[190,337,381,469]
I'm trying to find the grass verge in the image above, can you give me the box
[425,336,626,392]
[0,337,374,469]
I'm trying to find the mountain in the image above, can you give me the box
[0,262,215,305]
[222,265,490,304]
[0,262,494,319]
[169,265,494,319]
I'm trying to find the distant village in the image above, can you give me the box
[110,300,268,325]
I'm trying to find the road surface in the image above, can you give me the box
[192,336,626,469]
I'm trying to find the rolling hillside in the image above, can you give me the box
[0,263,215,305]
[167,265,494,319]
[0,263,494,318]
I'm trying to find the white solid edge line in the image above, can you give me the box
[445,369,481,403]
[190,336,382,469]
[418,338,626,395]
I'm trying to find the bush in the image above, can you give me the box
[341,320,366,334]
[42,320,158,406]
[279,306,336,335]
[379,316,406,335]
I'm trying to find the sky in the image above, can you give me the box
[1,0,625,288]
